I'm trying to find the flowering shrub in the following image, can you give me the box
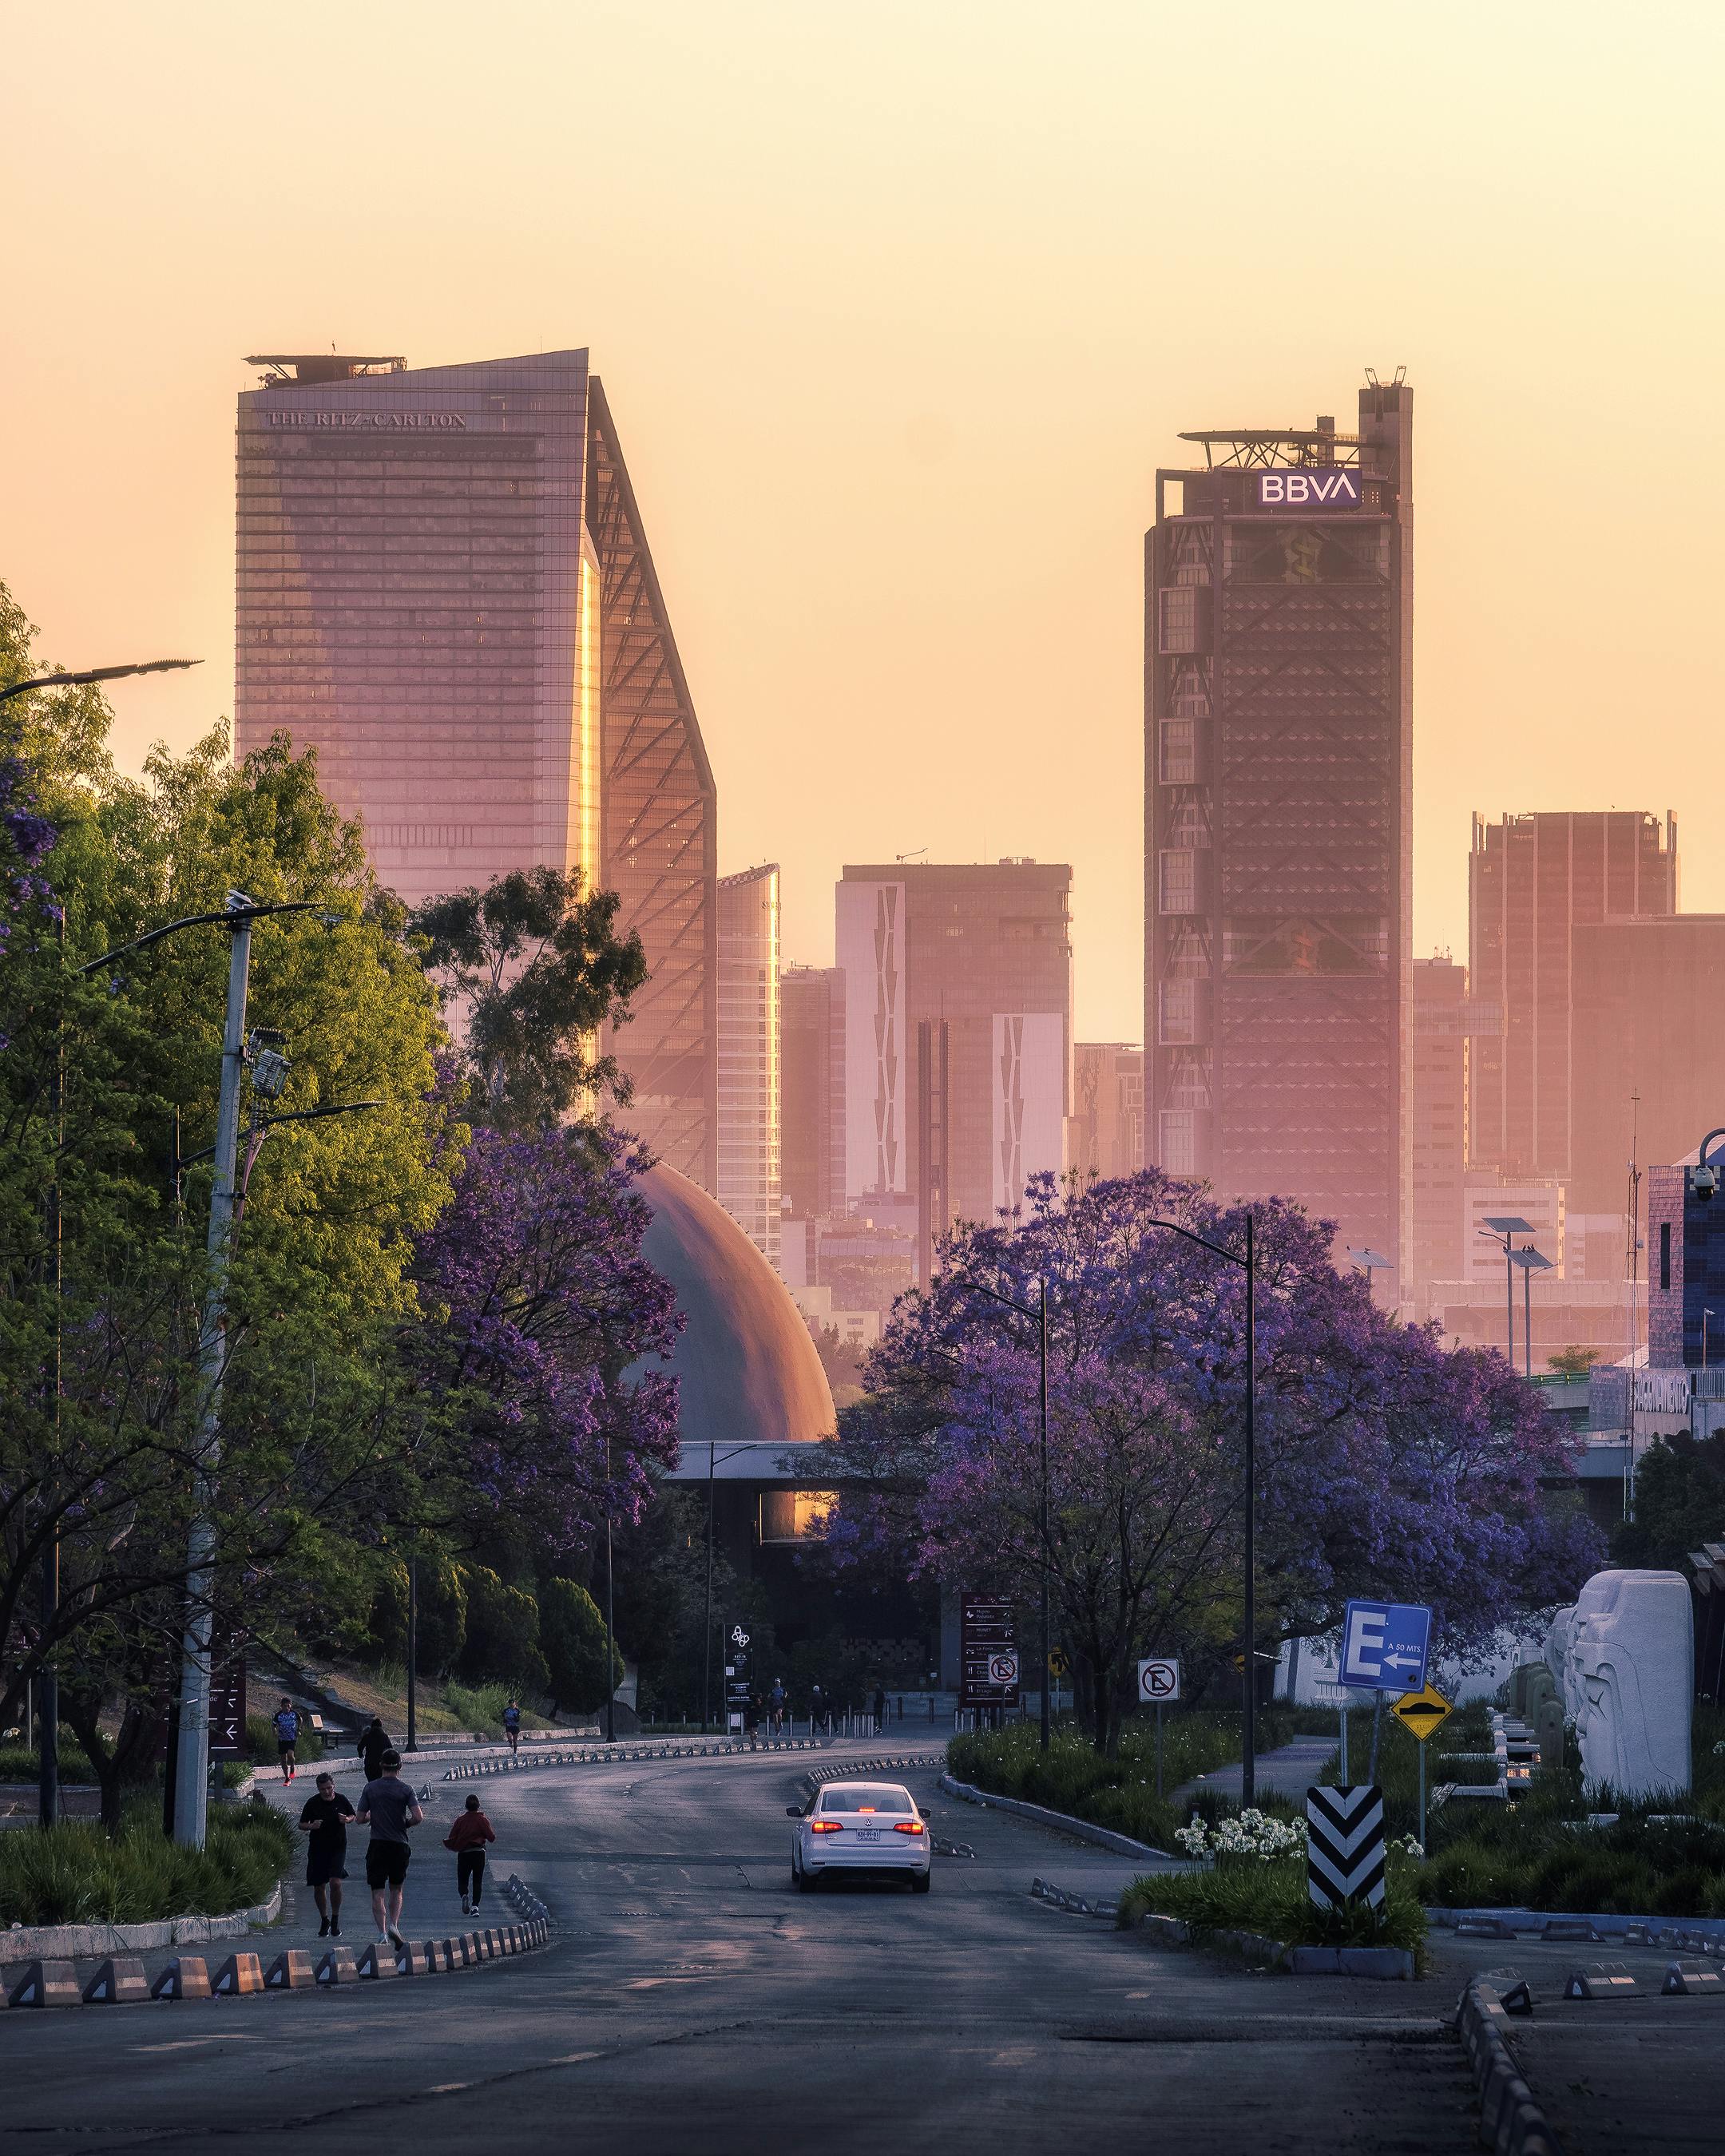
[1173,1807,1307,1864]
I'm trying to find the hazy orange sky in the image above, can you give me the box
[7,2,1722,1040]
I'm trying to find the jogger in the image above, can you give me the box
[445,1793,496,1915]
[297,1772,355,1936]
[355,1747,423,1952]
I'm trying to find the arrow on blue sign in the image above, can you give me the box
[1339,1599,1432,1694]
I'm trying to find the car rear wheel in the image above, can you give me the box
[911,1869,931,1894]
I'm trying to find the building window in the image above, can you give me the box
[1661,1220,1671,1290]
[1157,586,1210,655]
[1159,850,1198,915]
[758,1490,838,1546]
[1158,1109,1196,1176]
[1158,980,1196,1046]
[1160,717,1196,787]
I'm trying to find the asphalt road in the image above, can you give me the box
[0,1747,1477,2156]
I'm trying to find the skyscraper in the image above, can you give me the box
[779,964,845,1223]
[835,860,1073,1234]
[1144,381,1414,1282]
[1410,958,1470,1300]
[233,348,717,1186]
[716,865,781,1266]
[1070,1044,1144,1184]
[1468,810,1676,1190]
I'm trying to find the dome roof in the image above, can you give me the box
[636,1163,835,1456]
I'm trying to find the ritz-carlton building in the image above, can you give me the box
[1144,378,1414,1286]
[234,349,718,1188]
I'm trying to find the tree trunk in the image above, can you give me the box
[60,1691,158,1834]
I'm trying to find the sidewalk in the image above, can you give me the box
[1171,1735,1334,1810]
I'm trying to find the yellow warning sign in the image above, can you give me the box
[1392,1682,1453,1743]
[1047,1648,1070,1678]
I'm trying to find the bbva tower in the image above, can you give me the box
[233,348,718,1189]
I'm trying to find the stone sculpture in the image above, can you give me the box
[1545,1569,1692,1800]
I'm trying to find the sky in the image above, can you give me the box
[6,2,1723,1041]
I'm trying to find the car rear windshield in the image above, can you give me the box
[819,1785,911,1814]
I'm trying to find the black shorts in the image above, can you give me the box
[365,1841,411,1890]
[276,1738,296,1758]
[306,1845,347,1887]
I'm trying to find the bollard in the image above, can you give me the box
[212,1952,265,1996]
[84,1957,150,2005]
[151,1956,213,2001]
[8,1960,81,2010]
[315,1947,361,1987]
[356,1942,400,1980]
[264,1951,317,1992]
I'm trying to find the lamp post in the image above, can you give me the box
[0,659,200,709]
[967,1278,1051,1754]
[1508,1246,1555,1379]
[702,1442,757,1734]
[1346,1247,1393,1305]
[1144,1213,1258,1806]
[1479,1215,1536,1369]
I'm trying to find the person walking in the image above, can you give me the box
[354,1746,422,1954]
[357,1715,391,1781]
[296,1771,355,1937]
[444,1793,496,1916]
[769,1678,785,1736]
[502,1701,521,1758]
[872,1682,886,1734]
[272,1697,303,1785]
[810,1682,824,1734]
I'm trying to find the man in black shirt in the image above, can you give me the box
[357,1717,391,1780]
[296,1772,356,1937]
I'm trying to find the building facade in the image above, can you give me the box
[1410,958,1471,1301]
[779,964,846,1224]
[716,865,780,1266]
[234,348,717,1187]
[1468,810,1676,1192]
[1144,382,1414,1286]
[835,861,1073,1235]
[1069,1043,1145,1184]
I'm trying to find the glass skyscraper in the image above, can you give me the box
[234,349,717,1186]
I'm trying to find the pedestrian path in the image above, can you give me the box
[1170,1735,1334,1810]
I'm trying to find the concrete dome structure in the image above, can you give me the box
[636,1162,835,1460]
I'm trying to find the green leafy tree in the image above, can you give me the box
[457,1567,548,1693]
[412,866,647,1131]
[370,1553,468,1676]
[540,1576,622,1714]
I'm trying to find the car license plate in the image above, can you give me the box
[856,1828,880,1841]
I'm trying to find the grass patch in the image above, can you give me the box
[0,1741,99,1785]
[0,1795,293,1928]
[947,1708,1307,1852]
[1120,1853,1427,1954]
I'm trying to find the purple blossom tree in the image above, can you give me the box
[410,1120,683,1553]
[823,1170,1600,1751]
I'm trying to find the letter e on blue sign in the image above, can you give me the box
[1339,1599,1431,1693]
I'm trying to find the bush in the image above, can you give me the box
[0,1795,293,1927]
[457,1567,548,1693]
[1120,1848,1427,1954]
[540,1578,621,1714]
[0,1741,98,1785]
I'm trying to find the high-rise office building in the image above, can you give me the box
[779,965,845,1223]
[836,861,1073,1235]
[1070,1044,1145,1183]
[234,349,717,1187]
[1144,381,1414,1283]
[1469,810,1675,1193]
[716,865,780,1266]
[1410,959,1470,1300]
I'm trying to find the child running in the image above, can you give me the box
[444,1793,496,1916]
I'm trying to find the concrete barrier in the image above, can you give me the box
[356,1943,399,1980]
[150,1956,212,2001]
[264,1950,317,1991]
[7,1960,81,2009]
[315,1947,361,1987]
[1456,1978,1563,2156]
[212,1952,265,1996]
[83,1957,149,2005]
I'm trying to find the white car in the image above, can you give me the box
[788,1780,933,1892]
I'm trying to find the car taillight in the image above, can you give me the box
[894,1821,925,1834]
[811,1820,843,1833]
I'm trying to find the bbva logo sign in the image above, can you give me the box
[1254,469,1362,510]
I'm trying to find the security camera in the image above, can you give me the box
[1694,1165,1719,1203]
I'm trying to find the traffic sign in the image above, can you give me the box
[1137,1658,1181,1704]
[1338,1599,1431,1693]
[961,1595,1018,1706]
[1391,1682,1453,1742]
[1047,1648,1070,1678]
[989,1651,1020,1688]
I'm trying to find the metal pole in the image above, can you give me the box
[406,1552,418,1754]
[1505,1244,1514,1369]
[604,1434,616,1745]
[38,1544,58,1831]
[39,908,64,1831]
[1039,1276,1050,1755]
[1524,1254,1533,1379]
[1242,1211,1256,1809]
[1418,1738,1427,1851]
[1339,1704,1349,1783]
[1156,1703,1164,1800]
[171,902,252,1849]
[702,1440,715,1735]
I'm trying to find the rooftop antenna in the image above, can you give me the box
[895,847,926,862]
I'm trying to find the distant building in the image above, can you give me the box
[1468,810,1676,1190]
[1568,914,1725,1219]
[233,349,718,1189]
[1070,1044,1144,1184]
[779,965,845,1224]
[1410,959,1473,1301]
[835,861,1073,1238]
[716,866,780,1266]
[1144,381,1414,1288]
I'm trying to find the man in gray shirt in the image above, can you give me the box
[355,1748,424,1953]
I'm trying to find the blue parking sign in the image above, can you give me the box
[1339,1599,1431,1693]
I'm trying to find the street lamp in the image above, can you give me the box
[966,1277,1051,1754]
[1346,1248,1393,1305]
[1144,1213,1258,1807]
[0,659,201,709]
[1479,1216,1536,1369]
[1707,1310,1717,1375]
[1508,1246,1555,1379]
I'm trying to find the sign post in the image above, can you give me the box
[1391,1682,1452,1849]
[1136,1659,1180,1798]
[725,1624,751,1736]
[961,1597,1018,1723]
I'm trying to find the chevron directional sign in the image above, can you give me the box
[1306,1785,1386,1912]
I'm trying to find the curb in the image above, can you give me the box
[1,1881,283,1964]
[441,1736,839,1781]
[1430,1906,1725,1953]
[1456,1976,1565,2156]
[4,1888,553,2014]
[1029,1879,1414,1978]
[939,1773,1180,1863]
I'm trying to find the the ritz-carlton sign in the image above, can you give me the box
[259,410,469,430]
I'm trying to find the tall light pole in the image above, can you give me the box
[1509,1246,1554,1379]
[1144,1211,1258,1806]
[1479,1215,1536,1369]
[0,659,200,709]
[969,1277,1052,1754]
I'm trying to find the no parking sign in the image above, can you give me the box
[1136,1658,1180,1705]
